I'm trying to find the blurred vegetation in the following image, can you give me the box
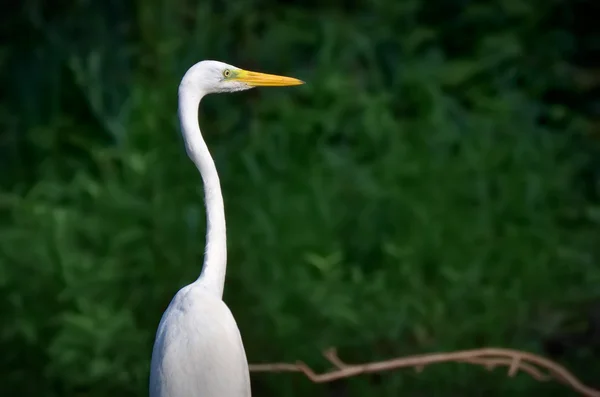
[1,0,599,396]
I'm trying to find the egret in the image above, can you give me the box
[149,60,304,397]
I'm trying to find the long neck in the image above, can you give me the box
[178,86,227,299]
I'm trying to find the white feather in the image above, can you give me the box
[149,285,251,397]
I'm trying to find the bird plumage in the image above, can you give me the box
[150,285,251,397]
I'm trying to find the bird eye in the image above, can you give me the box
[223,69,231,78]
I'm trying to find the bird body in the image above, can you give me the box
[150,284,250,397]
[149,60,303,397]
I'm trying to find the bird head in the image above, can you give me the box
[180,60,304,95]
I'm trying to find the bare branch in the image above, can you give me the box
[249,347,600,397]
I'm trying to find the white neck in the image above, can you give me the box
[178,85,227,299]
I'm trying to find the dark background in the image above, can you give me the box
[1,0,599,396]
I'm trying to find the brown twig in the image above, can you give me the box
[249,347,600,397]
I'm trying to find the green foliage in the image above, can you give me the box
[1,0,599,396]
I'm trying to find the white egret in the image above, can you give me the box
[149,60,304,397]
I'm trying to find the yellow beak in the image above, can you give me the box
[233,69,304,87]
